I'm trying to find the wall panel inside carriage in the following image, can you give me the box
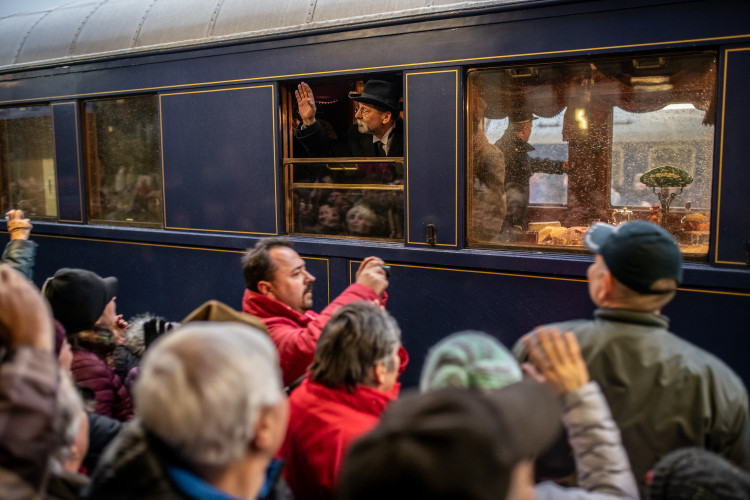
[1,0,750,388]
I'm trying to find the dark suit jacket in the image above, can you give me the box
[295,120,403,157]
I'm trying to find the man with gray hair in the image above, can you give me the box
[279,301,407,500]
[83,322,289,500]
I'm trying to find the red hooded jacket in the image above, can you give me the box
[242,283,386,386]
[280,347,407,500]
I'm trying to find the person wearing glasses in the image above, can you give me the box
[295,80,403,158]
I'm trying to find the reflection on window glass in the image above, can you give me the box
[483,112,569,206]
[287,160,403,240]
[467,51,716,257]
[0,106,57,218]
[84,96,161,226]
[611,105,712,210]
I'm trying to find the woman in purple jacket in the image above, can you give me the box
[43,267,134,422]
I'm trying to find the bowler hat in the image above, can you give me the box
[349,80,400,113]
[43,268,118,335]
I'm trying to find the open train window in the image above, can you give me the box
[83,95,162,228]
[467,51,716,258]
[282,76,404,240]
[0,105,57,220]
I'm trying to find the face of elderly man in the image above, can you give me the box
[354,102,392,137]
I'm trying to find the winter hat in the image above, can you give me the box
[649,447,750,500]
[339,380,561,500]
[420,331,522,392]
[43,268,118,335]
[584,221,682,294]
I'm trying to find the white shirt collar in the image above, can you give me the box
[372,123,395,155]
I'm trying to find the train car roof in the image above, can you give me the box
[0,0,536,73]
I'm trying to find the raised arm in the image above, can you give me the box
[354,256,389,297]
[524,327,639,500]
[2,209,38,280]
[295,82,318,126]
[0,264,58,496]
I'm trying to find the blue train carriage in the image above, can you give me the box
[0,0,748,387]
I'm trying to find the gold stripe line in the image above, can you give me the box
[713,47,750,265]
[348,260,750,296]
[164,226,278,235]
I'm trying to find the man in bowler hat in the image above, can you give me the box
[295,79,403,157]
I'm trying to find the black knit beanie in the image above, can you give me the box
[649,448,750,500]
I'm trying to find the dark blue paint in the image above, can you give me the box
[160,85,279,234]
[714,46,750,265]
[31,235,330,321]
[51,102,84,223]
[405,69,461,247]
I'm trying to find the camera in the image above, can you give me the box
[382,265,391,278]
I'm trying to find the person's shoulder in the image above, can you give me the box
[512,318,592,360]
[84,422,181,500]
[668,334,746,385]
[72,348,103,365]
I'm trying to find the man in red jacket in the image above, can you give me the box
[242,238,389,387]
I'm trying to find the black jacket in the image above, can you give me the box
[296,120,403,158]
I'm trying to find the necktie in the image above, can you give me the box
[377,141,386,157]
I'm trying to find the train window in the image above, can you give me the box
[0,105,57,219]
[83,95,162,227]
[283,77,404,241]
[286,160,404,239]
[468,51,716,257]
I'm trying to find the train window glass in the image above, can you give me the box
[611,105,711,210]
[83,95,162,227]
[468,52,716,257]
[286,160,404,239]
[0,105,57,219]
[284,77,404,241]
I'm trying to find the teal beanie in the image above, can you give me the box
[420,331,522,392]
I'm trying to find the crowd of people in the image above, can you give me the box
[2,205,750,500]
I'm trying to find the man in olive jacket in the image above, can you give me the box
[514,221,750,496]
